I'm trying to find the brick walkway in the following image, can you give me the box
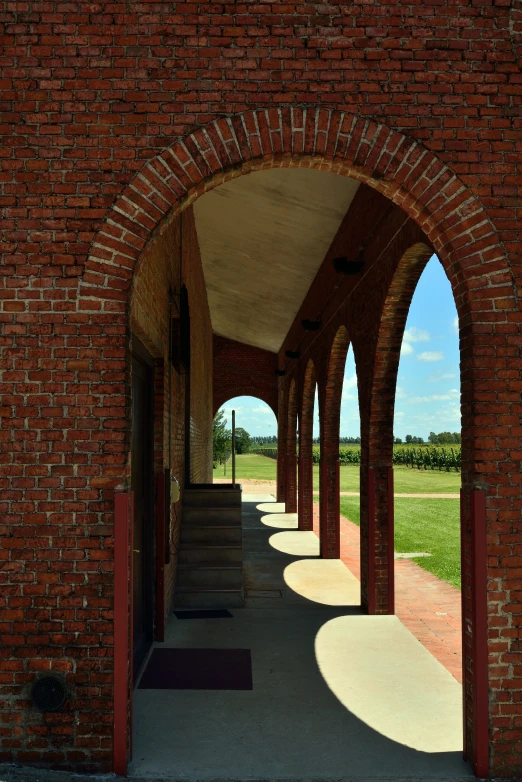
[312,503,462,683]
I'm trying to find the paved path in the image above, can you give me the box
[312,503,462,683]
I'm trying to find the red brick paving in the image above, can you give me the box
[312,503,462,683]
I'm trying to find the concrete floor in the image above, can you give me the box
[129,495,470,781]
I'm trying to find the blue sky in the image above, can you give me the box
[218,255,460,441]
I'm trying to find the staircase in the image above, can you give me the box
[175,484,244,608]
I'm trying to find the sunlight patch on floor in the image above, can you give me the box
[283,559,360,606]
[260,512,298,528]
[315,615,463,752]
[268,530,320,556]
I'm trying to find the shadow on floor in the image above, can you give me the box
[129,497,470,781]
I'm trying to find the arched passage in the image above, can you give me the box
[213,396,278,483]
[298,360,317,531]
[363,242,433,615]
[80,108,513,778]
[320,326,350,559]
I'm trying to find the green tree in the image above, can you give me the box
[234,427,251,454]
[213,410,231,464]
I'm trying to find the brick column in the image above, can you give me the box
[361,460,394,615]
[298,454,314,530]
[298,360,317,530]
[284,379,298,512]
[285,451,298,512]
[277,391,288,503]
[319,456,340,558]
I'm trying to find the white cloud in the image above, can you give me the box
[404,327,430,343]
[401,342,414,356]
[252,406,273,416]
[418,351,444,362]
[408,389,459,404]
[344,373,357,390]
[429,372,456,382]
[452,316,459,335]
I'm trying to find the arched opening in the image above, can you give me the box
[212,396,278,494]
[393,255,462,678]
[320,326,350,559]
[89,111,506,779]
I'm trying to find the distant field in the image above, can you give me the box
[213,453,277,481]
[213,454,461,493]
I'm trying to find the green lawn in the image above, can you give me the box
[339,497,461,589]
[214,454,460,494]
[213,453,277,481]
[312,464,460,494]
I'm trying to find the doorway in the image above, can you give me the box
[131,337,155,679]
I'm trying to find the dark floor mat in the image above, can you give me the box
[138,648,253,690]
[174,609,233,619]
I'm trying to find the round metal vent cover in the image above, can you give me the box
[32,676,66,712]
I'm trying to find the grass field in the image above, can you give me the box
[213,453,461,493]
[339,497,460,588]
[214,453,461,589]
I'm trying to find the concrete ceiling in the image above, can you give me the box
[193,168,359,353]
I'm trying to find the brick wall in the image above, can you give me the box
[0,1,520,775]
[131,206,213,615]
[213,335,278,418]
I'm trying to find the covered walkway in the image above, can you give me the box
[129,495,468,781]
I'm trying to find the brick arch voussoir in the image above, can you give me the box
[323,326,350,460]
[80,108,511,315]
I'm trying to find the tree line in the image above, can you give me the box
[213,411,461,463]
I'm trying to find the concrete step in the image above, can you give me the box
[178,544,242,566]
[176,564,244,589]
[183,484,242,509]
[180,524,243,545]
[183,505,242,524]
[174,587,244,608]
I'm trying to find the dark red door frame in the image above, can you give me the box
[155,473,166,643]
[113,491,133,776]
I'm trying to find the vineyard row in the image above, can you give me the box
[251,445,461,472]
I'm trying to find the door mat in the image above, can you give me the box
[138,648,253,690]
[174,609,233,619]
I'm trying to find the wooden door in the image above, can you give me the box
[131,345,154,678]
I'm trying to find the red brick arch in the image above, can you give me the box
[369,242,433,466]
[319,326,350,559]
[361,242,433,616]
[285,378,298,514]
[81,107,511,324]
[213,393,277,421]
[298,359,317,531]
[80,107,515,779]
